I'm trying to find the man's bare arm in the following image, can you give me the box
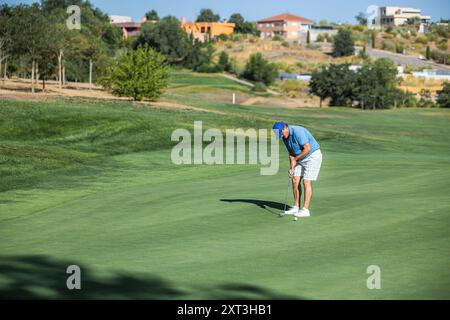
[292,143,311,161]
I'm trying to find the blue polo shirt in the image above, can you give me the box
[283,125,320,159]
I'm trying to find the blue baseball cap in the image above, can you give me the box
[272,122,286,139]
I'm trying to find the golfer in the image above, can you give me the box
[273,122,323,218]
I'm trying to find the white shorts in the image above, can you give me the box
[294,149,323,181]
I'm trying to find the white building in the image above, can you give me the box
[378,7,431,26]
[411,70,450,80]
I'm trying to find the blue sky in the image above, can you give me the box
[3,0,450,23]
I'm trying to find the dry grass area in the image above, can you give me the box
[0,78,121,101]
[0,76,322,110]
[215,36,355,73]
[399,75,446,95]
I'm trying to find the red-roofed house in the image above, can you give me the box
[257,13,315,40]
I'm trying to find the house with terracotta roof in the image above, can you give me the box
[110,16,149,39]
[181,17,235,42]
[257,13,315,40]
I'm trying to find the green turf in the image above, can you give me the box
[1,73,450,299]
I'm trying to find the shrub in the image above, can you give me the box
[273,35,283,42]
[316,34,325,42]
[353,25,365,32]
[418,89,435,108]
[101,46,170,101]
[217,51,231,72]
[218,34,229,41]
[332,29,355,57]
[415,36,428,45]
[281,41,290,48]
[437,39,448,51]
[241,53,278,86]
[281,80,302,98]
[196,63,222,73]
[307,43,321,50]
[436,82,450,108]
[381,40,396,52]
[430,49,450,65]
[252,82,267,92]
[395,42,405,54]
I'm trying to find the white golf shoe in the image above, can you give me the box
[294,208,310,218]
[284,206,299,215]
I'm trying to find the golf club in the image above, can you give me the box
[281,174,291,215]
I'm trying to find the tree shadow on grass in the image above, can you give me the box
[220,199,290,215]
[0,255,302,300]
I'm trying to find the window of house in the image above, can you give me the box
[201,26,205,33]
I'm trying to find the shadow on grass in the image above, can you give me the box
[0,255,301,300]
[220,199,289,215]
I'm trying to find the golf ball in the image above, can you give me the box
[294,217,298,221]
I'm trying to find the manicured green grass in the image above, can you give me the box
[1,78,450,299]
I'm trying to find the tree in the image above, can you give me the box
[229,13,244,27]
[436,82,450,108]
[228,13,259,35]
[8,4,47,93]
[217,51,231,72]
[134,16,190,65]
[319,64,356,106]
[355,12,368,26]
[355,58,399,109]
[426,45,431,60]
[371,30,376,48]
[309,60,399,109]
[145,10,159,21]
[309,68,331,107]
[332,29,355,57]
[196,9,220,23]
[241,53,278,86]
[101,46,170,101]
[0,4,12,81]
[406,16,422,25]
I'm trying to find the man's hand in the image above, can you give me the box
[289,156,297,177]
[288,168,294,177]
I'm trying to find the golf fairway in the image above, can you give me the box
[1,88,450,299]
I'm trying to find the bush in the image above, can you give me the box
[395,42,405,54]
[252,82,267,92]
[436,82,450,108]
[217,51,231,72]
[415,36,428,45]
[437,39,448,51]
[272,35,283,42]
[101,46,170,101]
[316,34,325,42]
[353,25,365,32]
[281,41,290,48]
[430,49,450,65]
[418,89,435,108]
[241,53,278,86]
[381,40,396,52]
[196,63,222,73]
[332,29,355,57]
[218,34,229,41]
[307,43,321,50]
[281,80,302,98]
